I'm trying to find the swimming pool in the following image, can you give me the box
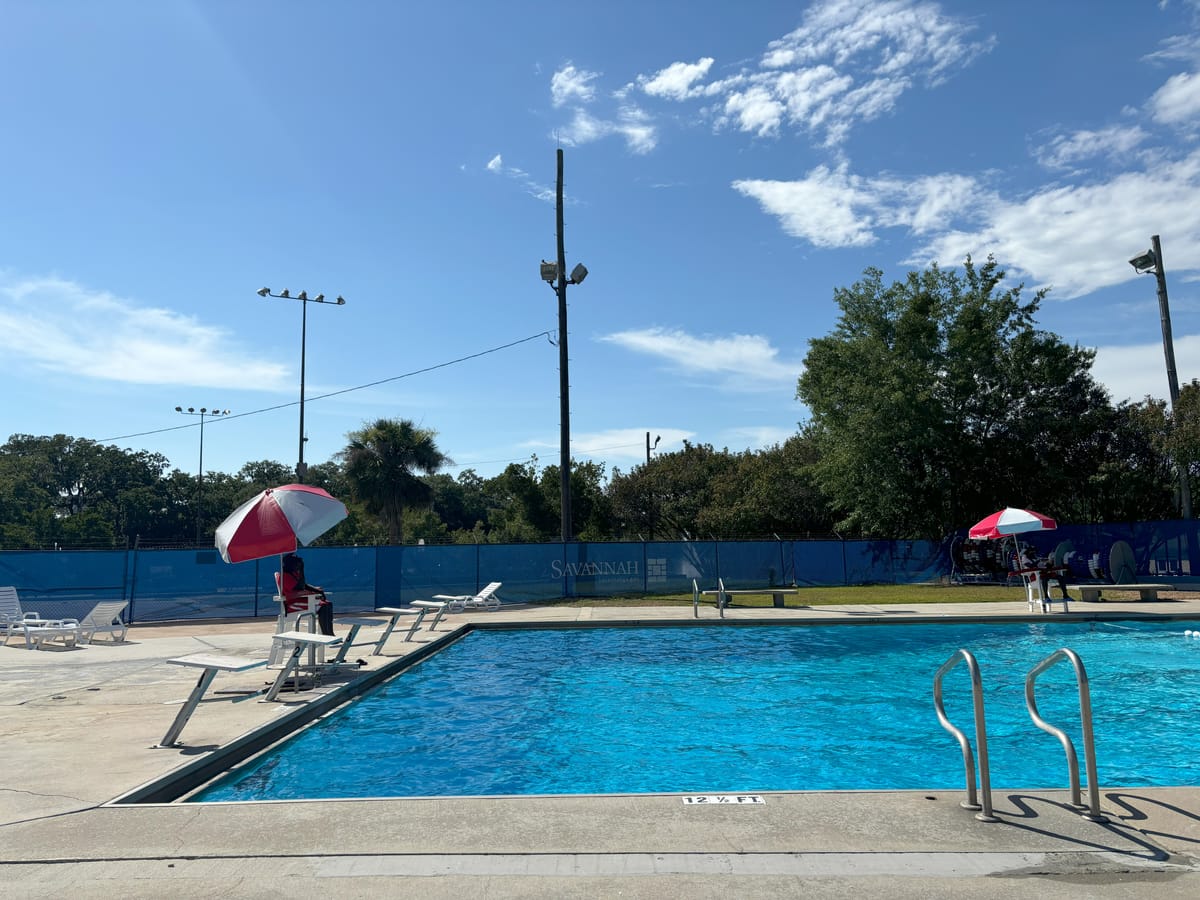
[191,620,1200,802]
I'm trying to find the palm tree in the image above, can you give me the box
[341,418,451,544]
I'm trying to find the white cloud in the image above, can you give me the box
[550,64,599,107]
[736,142,1200,301]
[1091,334,1200,403]
[0,276,289,389]
[640,58,715,100]
[720,425,799,450]
[908,150,1200,297]
[1151,70,1200,125]
[571,427,694,461]
[713,0,994,144]
[483,153,555,202]
[553,0,992,153]
[600,327,801,389]
[558,107,658,154]
[732,165,981,247]
[1034,125,1149,170]
[722,85,787,137]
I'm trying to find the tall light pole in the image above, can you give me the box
[646,431,661,465]
[175,406,229,544]
[539,149,588,542]
[257,287,345,483]
[645,432,661,542]
[1130,235,1193,519]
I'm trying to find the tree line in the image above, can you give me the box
[2,258,1195,549]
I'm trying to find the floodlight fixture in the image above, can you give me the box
[569,262,588,284]
[540,260,557,283]
[256,286,347,483]
[1129,250,1158,274]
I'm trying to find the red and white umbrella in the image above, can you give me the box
[214,484,348,563]
[968,507,1057,541]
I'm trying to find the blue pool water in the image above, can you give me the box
[192,621,1200,802]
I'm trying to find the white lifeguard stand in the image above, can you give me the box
[1019,568,1068,614]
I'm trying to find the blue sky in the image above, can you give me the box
[3,0,1200,485]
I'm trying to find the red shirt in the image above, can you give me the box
[278,570,326,613]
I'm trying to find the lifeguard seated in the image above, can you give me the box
[278,552,335,636]
[1018,548,1071,602]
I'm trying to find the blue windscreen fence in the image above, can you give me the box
[0,521,1193,624]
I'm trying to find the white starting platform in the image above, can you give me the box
[159,653,269,747]
[263,631,343,702]
[1067,583,1171,602]
[373,607,430,652]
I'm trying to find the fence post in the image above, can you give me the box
[128,536,140,624]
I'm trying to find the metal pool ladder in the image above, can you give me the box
[933,648,998,822]
[1024,648,1107,822]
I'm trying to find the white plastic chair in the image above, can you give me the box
[1,586,45,646]
[78,600,130,644]
[432,581,502,612]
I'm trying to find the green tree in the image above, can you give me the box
[1066,399,1176,523]
[425,469,493,534]
[539,459,613,540]
[697,436,835,538]
[485,460,557,542]
[607,442,738,540]
[798,258,1113,539]
[1166,379,1200,496]
[0,434,173,547]
[340,419,451,544]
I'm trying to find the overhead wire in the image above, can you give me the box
[97,330,553,443]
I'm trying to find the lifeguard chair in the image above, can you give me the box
[1018,566,1068,614]
[269,572,326,667]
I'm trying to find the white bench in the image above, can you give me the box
[159,653,268,747]
[1067,583,1170,603]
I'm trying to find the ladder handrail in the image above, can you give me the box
[933,648,998,822]
[691,579,700,618]
[1024,648,1107,822]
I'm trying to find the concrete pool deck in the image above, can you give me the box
[3,598,1200,898]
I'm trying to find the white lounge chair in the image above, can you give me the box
[1,586,46,646]
[433,581,502,612]
[20,618,81,650]
[78,600,130,644]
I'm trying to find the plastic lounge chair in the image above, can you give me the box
[20,618,81,650]
[432,581,502,612]
[78,600,130,644]
[1,586,45,647]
